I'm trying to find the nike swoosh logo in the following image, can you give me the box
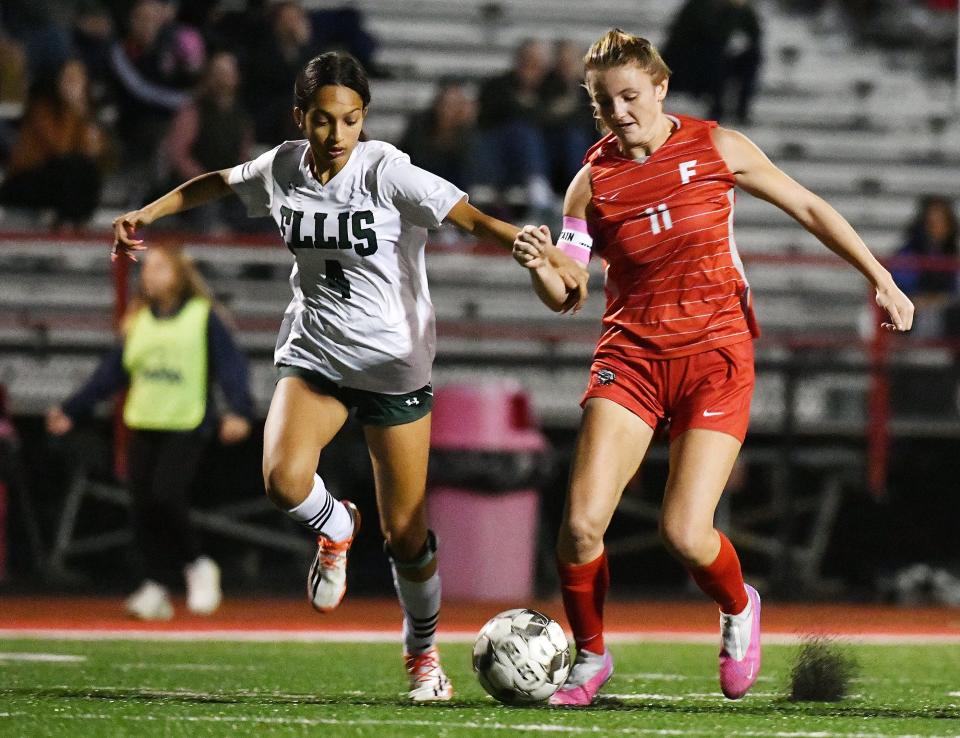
[702,410,724,417]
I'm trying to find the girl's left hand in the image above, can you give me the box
[876,283,915,332]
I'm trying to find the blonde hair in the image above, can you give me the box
[121,242,220,335]
[583,28,671,83]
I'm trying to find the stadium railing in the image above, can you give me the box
[1,232,957,589]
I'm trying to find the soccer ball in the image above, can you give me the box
[472,608,571,704]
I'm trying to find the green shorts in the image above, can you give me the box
[276,365,433,427]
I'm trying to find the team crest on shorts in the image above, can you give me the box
[596,369,616,386]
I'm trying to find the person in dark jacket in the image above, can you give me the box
[398,79,476,190]
[467,39,553,217]
[891,195,959,337]
[47,243,253,620]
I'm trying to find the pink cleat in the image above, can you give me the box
[549,649,613,706]
[719,583,762,699]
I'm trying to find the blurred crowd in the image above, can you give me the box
[0,0,383,229]
[0,0,764,232]
[0,0,602,230]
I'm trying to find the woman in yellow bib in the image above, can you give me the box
[46,245,254,620]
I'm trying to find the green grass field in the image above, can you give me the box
[1,639,959,737]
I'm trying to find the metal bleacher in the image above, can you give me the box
[4,0,958,430]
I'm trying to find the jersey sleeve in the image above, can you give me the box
[378,153,466,229]
[227,146,277,218]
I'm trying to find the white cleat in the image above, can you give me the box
[308,500,360,613]
[125,580,174,621]
[405,646,453,702]
[184,556,222,615]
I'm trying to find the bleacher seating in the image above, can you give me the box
[2,0,959,434]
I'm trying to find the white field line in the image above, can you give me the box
[0,652,86,662]
[618,673,776,683]
[0,711,958,738]
[606,691,783,700]
[1,628,959,645]
[114,662,259,671]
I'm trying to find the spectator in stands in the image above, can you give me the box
[540,39,597,191]
[662,0,725,106]
[0,0,73,78]
[71,0,116,106]
[309,5,385,78]
[161,50,253,232]
[46,244,254,620]
[108,0,205,164]
[0,58,107,226]
[714,0,763,123]
[0,22,28,165]
[398,79,476,190]
[243,1,316,144]
[468,38,554,219]
[663,0,762,123]
[892,196,959,335]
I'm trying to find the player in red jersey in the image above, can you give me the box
[514,29,914,705]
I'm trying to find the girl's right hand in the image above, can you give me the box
[46,407,73,436]
[513,224,551,269]
[111,210,150,262]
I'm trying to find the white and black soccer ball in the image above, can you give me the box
[472,608,571,704]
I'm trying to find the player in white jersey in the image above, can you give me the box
[111,51,588,702]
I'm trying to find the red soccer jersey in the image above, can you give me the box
[585,114,759,361]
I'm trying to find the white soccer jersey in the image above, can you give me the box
[228,139,466,394]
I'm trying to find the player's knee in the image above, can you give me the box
[659,518,713,565]
[562,516,605,558]
[262,458,314,510]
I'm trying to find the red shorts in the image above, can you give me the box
[581,339,755,442]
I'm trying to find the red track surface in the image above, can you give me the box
[1,597,959,638]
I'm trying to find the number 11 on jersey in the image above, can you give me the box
[645,203,673,234]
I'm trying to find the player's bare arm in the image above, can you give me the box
[712,127,914,332]
[513,225,569,312]
[514,164,594,314]
[446,197,589,310]
[111,169,234,261]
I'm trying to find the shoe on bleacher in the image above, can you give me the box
[125,579,174,621]
[405,646,453,702]
[184,556,222,615]
[308,500,360,613]
[549,648,613,706]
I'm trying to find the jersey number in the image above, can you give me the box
[325,260,351,299]
[645,204,673,235]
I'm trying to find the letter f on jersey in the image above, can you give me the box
[679,160,698,184]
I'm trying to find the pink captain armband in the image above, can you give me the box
[557,216,593,266]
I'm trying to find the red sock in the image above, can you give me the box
[688,531,748,614]
[557,550,609,655]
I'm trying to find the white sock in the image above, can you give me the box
[286,474,354,541]
[721,598,753,659]
[391,565,441,655]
